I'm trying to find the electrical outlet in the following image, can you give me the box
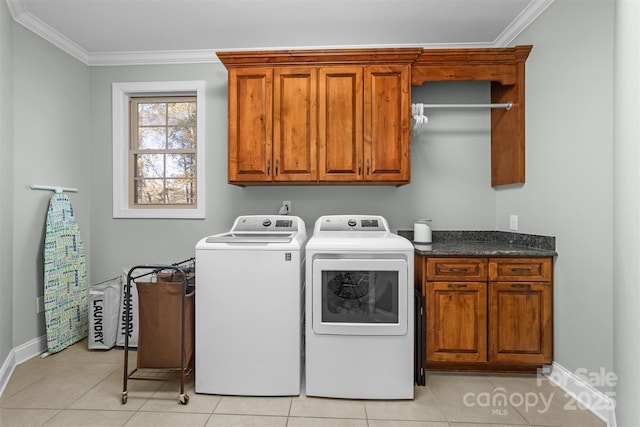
[36,296,44,313]
[283,200,291,214]
[509,215,518,231]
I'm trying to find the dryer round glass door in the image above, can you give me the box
[311,258,408,336]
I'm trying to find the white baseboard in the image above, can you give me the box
[544,362,617,427]
[0,335,47,398]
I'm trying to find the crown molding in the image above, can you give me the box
[494,0,555,46]
[87,50,220,66]
[7,0,90,64]
[7,0,554,67]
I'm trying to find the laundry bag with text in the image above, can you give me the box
[88,276,121,350]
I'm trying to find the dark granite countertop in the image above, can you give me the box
[397,230,557,257]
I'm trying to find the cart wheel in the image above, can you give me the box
[121,391,128,405]
[179,393,189,405]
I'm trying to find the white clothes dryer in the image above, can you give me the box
[305,215,414,399]
[195,215,306,396]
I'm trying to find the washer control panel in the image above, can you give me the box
[232,216,297,232]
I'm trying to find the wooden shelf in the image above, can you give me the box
[412,45,532,187]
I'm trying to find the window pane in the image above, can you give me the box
[166,179,196,204]
[168,126,196,149]
[128,94,198,210]
[166,154,195,178]
[168,102,196,126]
[138,127,166,149]
[135,179,165,204]
[135,154,164,178]
[138,103,167,126]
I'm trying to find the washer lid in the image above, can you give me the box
[206,232,295,244]
[201,215,306,245]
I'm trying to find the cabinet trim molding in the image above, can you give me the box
[217,48,424,68]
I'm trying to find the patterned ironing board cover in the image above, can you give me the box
[43,193,88,353]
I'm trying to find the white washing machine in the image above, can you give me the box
[195,215,306,396]
[305,215,414,399]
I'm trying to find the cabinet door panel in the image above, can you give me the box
[364,65,410,182]
[318,67,363,182]
[489,282,552,364]
[228,68,273,183]
[426,281,487,362]
[273,68,318,181]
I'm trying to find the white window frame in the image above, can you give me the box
[112,81,205,218]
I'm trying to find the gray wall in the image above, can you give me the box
[11,24,91,346]
[0,0,14,364]
[88,70,495,281]
[506,0,615,389]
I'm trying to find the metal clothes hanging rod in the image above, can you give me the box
[414,102,513,110]
[30,184,79,193]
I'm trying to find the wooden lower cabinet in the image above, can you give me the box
[418,256,553,372]
[426,281,487,363]
[489,281,552,364]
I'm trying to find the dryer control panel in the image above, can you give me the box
[316,215,389,232]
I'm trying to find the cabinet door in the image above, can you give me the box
[273,68,318,182]
[364,65,411,183]
[425,281,487,362]
[228,68,273,183]
[318,66,363,182]
[489,281,552,364]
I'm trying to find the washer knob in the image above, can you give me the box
[262,219,272,227]
[347,219,357,227]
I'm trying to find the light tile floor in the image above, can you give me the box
[0,340,606,427]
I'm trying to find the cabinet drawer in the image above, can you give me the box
[489,258,552,282]
[426,258,488,281]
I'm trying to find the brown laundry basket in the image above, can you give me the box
[135,280,194,369]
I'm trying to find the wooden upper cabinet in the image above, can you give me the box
[227,68,273,183]
[365,65,411,182]
[227,67,317,184]
[218,48,421,186]
[318,66,363,182]
[273,68,318,182]
[318,64,411,183]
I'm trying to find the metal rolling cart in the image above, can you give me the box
[121,259,195,405]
